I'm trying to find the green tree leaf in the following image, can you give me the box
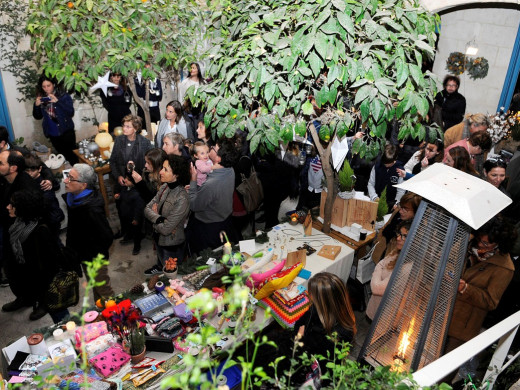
[354,84,371,105]
[314,32,328,60]
[308,51,323,78]
[302,100,314,115]
[337,12,355,36]
[371,99,385,122]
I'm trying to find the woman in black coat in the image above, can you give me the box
[100,72,132,133]
[3,190,66,322]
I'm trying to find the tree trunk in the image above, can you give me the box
[127,76,154,142]
[308,122,337,234]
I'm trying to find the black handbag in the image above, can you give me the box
[236,167,264,213]
[46,270,79,312]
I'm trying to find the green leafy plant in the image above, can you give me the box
[377,187,389,222]
[338,159,356,192]
[129,327,146,356]
[192,0,441,233]
[25,0,204,139]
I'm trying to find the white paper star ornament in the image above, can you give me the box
[89,71,117,96]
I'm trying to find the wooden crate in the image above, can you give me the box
[345,198,378,230]
[319,191,348,227]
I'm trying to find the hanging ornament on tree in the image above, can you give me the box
[89,71,118,96]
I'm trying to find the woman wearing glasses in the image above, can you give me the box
[366,221,411,321]
[483,158,508,194]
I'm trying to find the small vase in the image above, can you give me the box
[338,190,355,200]
[163,267,178,279]
[131,347,146,364]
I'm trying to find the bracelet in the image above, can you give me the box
[460,281,468,294]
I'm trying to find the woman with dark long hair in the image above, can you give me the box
[397,139,444,179]
[32,75,78,165]
[155,100,190,147]
[483,158,508,194]
[178,62,205,103]
[100,72,132,133]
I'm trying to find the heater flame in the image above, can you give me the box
[392,318,415,373]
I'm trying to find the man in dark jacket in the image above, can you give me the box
[63,164,114,301]
[434,75,466,131]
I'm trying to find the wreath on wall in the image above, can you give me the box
[466,57,489,80]
[446,52,465,75]
[445,52,489,80]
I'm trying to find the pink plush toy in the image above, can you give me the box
[170,279,195,301]
[245,259,286,288]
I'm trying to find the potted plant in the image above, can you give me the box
[375,187,389,231]
[102,299,149,363]
[163,257,178,279]
[338,160,356,199]
[128,327,146,363]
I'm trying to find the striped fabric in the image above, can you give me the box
[258,291,310,329]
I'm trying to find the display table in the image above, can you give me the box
[312,219,376,256]
[258,222,355,284]
[73,150,111,216]
[1,223,354,388]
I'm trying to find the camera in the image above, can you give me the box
[40,96,51,103]
[127,162,135,174]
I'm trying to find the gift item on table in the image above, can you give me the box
[131,357,165,369]
[155,317,184,340]
[131,365,166,387]
[19,354,48,371]
[245,259,286,289]
[134,293,175,323]
[7,351,30,373]
[48,339,77,362]
[258,291,311,329]
[182,268,212,289]
[241,248,275,274]
[83,334,117,359]
[27,333,48,356]
[89,345,130,378]
[169,279,195,300]
[58,369,102,390]
[275,282,306,305]
[75,322,109,348]
[173,303,193,322]
[254,262,304,300]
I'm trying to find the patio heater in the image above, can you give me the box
[359,164,512,373]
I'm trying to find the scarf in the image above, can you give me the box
[9,218,38,264]
[469,245,497,263]
[66,188,93,207]
[167,181,180,190]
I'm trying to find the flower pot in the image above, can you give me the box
[338,190,355,200]
[131,347,146,364]
[163,267,178,279]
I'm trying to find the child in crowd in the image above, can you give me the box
[116,163,145,255]
[24,154,64,244]
[191,141,213,186]
[367,143,404,211]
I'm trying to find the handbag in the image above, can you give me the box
[236,167,264,213]
[356,242,378,284]
[46,270,80,312]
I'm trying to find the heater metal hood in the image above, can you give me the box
[394,163,512,230]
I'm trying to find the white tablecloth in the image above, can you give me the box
[255,222,355,285]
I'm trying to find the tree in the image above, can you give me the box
[26,0,203,138]
[192,0,440,233]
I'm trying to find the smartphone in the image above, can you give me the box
[40,96,51,103]
[127,162,135,174]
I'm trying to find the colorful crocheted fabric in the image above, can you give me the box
[258,291,310,329]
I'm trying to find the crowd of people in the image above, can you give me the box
[0,67,519,384]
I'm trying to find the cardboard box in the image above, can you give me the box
[319,191,377,230]
[345,198,378,230]
[319,191,348,227]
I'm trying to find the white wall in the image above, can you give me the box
[432,7,520,115]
